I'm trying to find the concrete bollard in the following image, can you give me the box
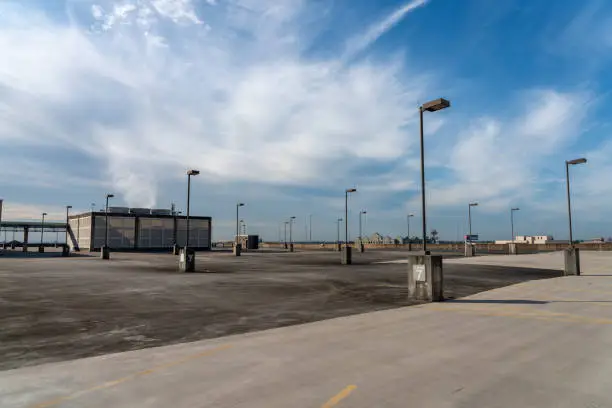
[408,253,444,302]
[100,246,110,260]
[233,243,242,256]
[341,246,352,265]
[179,248,195,272]
[564,247,580,276]
[464,243,475,257]
[508,243,518,255]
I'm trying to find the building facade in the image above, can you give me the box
[68,210,211,251]
[495,235,567,245]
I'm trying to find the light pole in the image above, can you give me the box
[345,188,357,246]
[289,216,296,251]
[566,158,587,245]
[468,202,478,239]
[235,203,244,255]
[336,218,343,250]
[91,203,95,212]
[510,208,520,242]
[180,169,200,272]
[284,221,289,249]
[359,210,367,253]
[309,214,313,242]
[185,170,200,249]
[65,205,72,246]
[407,213,414,250]
[40,212,47,252]
[359,211,367,243]
[419,98,450,253]
[101,194,114,259]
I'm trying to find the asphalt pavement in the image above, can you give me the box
[2,251,612,407]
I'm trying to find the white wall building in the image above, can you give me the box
[495,235,567,245]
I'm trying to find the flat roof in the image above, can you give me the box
[69,212,211,221]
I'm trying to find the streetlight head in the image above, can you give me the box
[409,213,414,217]
[421,98,451,112]
[238,203,245,207]
[469,202,478,207]
[187,169,200,176]
[361,210,367,214]
[290,216,296,219]
[42,212,48,216]
[67,205,73,209]
[346,188,357,193]
[106,194,114,198]
[567,158,587,165]
[512,207,520,211]
[338,218,343,222]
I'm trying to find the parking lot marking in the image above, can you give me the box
[321,385,357,408]
[31,344,232,408]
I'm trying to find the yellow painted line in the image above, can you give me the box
[321,385,357,408]
[31,344,232,408]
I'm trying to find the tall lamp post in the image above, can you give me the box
[39,212,47,252]
[345,188,357,245]
[468,202,478,240]
[419,98,450,253]
[185,170,200,249]
[180,169,199,272]
[101,193,114,259]
[342,188,357,264]
[510,208,520,242]
[465,202,478,257]
[284,221,289,249]
[289,216,296,251]
[566,158,587,246]
[235,203,245,256]
[407,213,414,250]
[359,210,367,252]
[309,214,313,242]
[336,218,343,250]
[564,158,587,276]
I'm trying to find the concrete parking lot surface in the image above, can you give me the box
[1,251,611,407]
[0,250,560,371]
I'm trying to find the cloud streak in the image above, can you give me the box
[343,0,430,60]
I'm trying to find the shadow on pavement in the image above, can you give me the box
[448,299,549,305]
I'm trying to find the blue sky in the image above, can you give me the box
[1,0,612,241]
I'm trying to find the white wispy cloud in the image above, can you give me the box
[343,0,430,60]
[0,0,429,208]
[425,89,592,211]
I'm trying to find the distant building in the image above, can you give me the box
[69,209,211,251]
[495,235,567,245]
[358,233,395,245]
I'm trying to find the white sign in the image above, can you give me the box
[413,264,426,282]
[180,253,185,263]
